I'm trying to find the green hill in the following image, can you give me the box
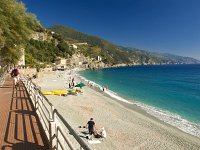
[48,25,131,65]
[0,0,43,66]
[49,25,200,65]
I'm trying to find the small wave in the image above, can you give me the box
[135,102,200,137]
[104,90,133,104]
[77,74,133,104]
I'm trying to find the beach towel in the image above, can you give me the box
[88,139,101,144]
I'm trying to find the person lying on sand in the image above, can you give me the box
[92,127,107,139]
[98,127,106,138]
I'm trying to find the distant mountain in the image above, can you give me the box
[158,53,200,64]
[49,25,200,65]
[121,47,200,64]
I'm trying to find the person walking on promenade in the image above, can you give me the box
[11,66,20,87]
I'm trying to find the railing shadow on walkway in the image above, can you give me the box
[1,82,49,150]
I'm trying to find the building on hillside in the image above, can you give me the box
[74,42,88,45]
[71,44,78,49]
[56,64,67,71]
[69,42,88,49]
[97,56,102,62]
[55,57,66,65]
[55,57,67,71]
[17,48,25,66]
[32,32,48,41]
[70,53,90,67]
[66,59,71,66]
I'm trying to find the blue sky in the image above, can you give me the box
[20,0,200,60]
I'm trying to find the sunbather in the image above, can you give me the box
[98,127,106,138]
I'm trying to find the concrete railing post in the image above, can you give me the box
[49,105,55,150]
[50,105,54,121]
[49,120,56,150]
[33,89,37,106]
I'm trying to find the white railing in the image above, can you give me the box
[21,76,91,150]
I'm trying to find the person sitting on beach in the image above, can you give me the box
[98,127,106,138]
[94,127,107,138]
[86,118,95,139]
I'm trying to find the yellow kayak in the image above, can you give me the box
[52,90,69,95]
[42,91,54,95]
[42,89,69,95]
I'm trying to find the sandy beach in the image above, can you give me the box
[35,69,200,150]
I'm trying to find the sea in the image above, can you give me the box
[78,64,200,137]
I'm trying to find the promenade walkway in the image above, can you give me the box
[0,76,49,150]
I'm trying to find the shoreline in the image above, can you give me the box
[85,83,200,139]
[36,69,200,149]
[77,70,200,138]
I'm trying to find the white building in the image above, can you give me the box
[72,44,78,49]
[74,42,88,45]
[18,48,25,66]
[55,57,67,71]
[97,56,102,61]
[32,32,48,41]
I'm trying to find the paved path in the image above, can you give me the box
[0,76,49,150]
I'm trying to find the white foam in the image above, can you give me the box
[104,90,133,104]
[77,74,133,104]
[135,102,200,137]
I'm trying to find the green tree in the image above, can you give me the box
[0,0,42,65]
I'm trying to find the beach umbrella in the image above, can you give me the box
[75,82,86,88]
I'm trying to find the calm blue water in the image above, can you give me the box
[79,64,200,137]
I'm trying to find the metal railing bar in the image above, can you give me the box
[37,96,51,114]
[53,110,91,150]
[57,139,64,150]
[22,76,53,106]
[20,75,91,150]
[57,126,75,150]
[37,102,50,123]
[37,106,49,132]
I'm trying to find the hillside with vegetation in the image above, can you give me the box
[25,33,75,66]
[0,0,199,70]
[48,25,131,65]
[0,0,43,66]
[0,0,76,68]
[49,25,200,65]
